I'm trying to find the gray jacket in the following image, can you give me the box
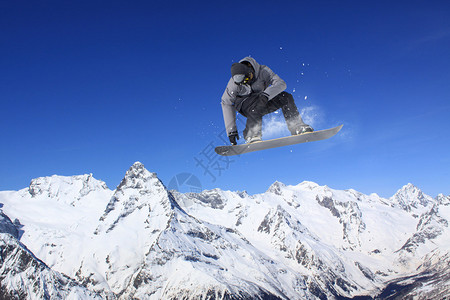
[221,57,287,135]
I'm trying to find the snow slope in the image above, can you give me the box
[0,210,101,299]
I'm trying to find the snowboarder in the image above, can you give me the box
[221,56,313,145]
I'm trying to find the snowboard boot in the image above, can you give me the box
[246,136,263,143]
[293,125,314,135]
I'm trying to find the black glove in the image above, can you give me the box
[228,131,239,145]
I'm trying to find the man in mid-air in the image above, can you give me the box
[221,56,313,145]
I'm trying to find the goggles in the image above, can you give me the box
[233,73,251,85]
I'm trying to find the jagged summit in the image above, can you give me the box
[267,181,286,195]
[109,161,179,213]
[97,162,175,234]
[116,161,158,190]
[391,183,435,212]
[437,194,450,205]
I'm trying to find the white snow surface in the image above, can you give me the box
[0,233,102,299]
[0,162,449,299]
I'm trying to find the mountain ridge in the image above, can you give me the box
[0,162,449,299]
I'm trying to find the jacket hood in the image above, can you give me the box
[239,56,261,75]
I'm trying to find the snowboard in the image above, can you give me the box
[215,125,343,156]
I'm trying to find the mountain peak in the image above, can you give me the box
[27,174,109,205]
[97,162,177,234]
[403,183,418,191]
[394,183,422,199]
[267,181,286,195]
[296,181,320,190]
[116,162,157,191]
[126,161,151,179]
[436,194,450,206]
[391,183,434,212]
[131,161,145,171]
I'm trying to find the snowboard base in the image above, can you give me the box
[215,125,343,156]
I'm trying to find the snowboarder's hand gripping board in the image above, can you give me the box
[215,125,343,156]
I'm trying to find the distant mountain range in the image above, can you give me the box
[0,162,449,299]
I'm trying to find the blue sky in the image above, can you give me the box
[1,1,449,198]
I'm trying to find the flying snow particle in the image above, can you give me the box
[305,96,308,100]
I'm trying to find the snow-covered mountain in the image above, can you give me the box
[0,162,449,299]
[0,210,101,299]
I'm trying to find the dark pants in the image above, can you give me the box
[237,92,306,140]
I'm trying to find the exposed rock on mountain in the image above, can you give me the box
[0,163,448,299]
